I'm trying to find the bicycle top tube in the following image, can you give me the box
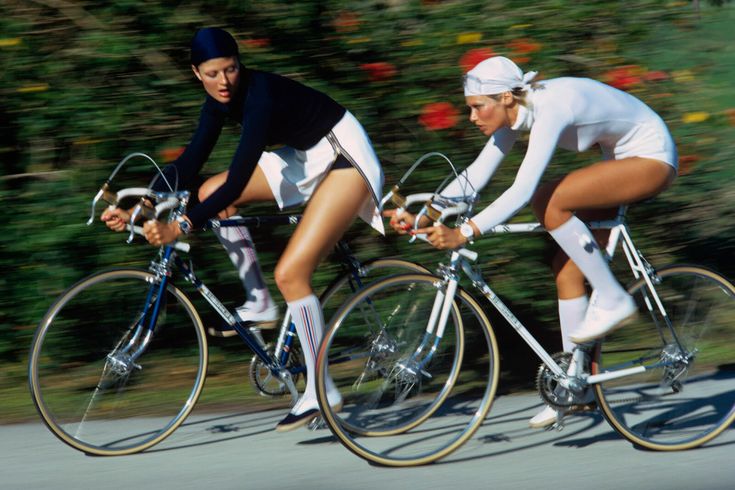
[486,205,627,235]
[210,214,301,230]
[447,205,628,236]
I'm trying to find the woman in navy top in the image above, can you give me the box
[102,28,384,432]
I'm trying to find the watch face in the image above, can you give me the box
[460,223,473,238]
[178,218,191,234]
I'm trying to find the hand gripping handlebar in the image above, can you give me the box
[386,186,478,262]
[88,183,191,253]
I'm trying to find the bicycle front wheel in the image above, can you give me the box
[317,273,499,466]
[318,258,431,322]
[251,258,430,398]
[29,269,208,456]
[593,265,735,450]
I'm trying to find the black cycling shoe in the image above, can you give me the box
[275,409,319,432]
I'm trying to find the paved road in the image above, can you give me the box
[3,392,734,490]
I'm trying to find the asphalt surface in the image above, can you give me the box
[3,391,734,490]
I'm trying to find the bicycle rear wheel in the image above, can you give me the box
[29,269,207,456]
[316,273,499,466]
[593,265,735,450]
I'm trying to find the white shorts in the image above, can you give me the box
[604,117,678,171]
[257,111,385,234]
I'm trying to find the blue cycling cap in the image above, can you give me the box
[191,27,239,66]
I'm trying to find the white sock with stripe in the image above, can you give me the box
[287,294,340,414]
[213,217,274,311]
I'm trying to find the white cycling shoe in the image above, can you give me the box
[529,388,596,429]
[235,303,279,327]
[207,304,279,338]
[529,405,559,429]
[570,293,637,344]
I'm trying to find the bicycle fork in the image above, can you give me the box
[104,253,178,380]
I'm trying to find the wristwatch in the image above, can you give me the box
[459,222,475,244]
[176,215,192,235]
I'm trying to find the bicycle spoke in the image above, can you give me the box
[317,273,499,466]
[29,270,207,455]
[594,266,735,450]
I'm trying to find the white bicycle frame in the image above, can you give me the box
[418,205,675,387]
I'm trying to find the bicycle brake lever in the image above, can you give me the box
[126,198,156,243]
[87,182,118,225]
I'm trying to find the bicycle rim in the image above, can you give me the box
[318,258,431,325]
[593,265,735,450]
[29,269,208,455]
[317,273,499,466]
[256,259,430,399]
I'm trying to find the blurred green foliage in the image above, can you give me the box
[1,0,734,405]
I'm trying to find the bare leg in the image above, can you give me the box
[273,168,371,429]
[534,157,675,231]
[527,158,674,423]
[198,165,276,217]
[532,157,675,342]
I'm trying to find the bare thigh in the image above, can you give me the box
[533,157,676,230]
[198,165,276,218]
[532,157,675,298]
[274,168,371,301]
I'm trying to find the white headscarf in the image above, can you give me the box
[463,56,538,96]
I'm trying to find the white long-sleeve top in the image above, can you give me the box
[441,77,677,234]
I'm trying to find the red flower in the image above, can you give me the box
[508,38,542,55]
[241,38,270,49]
[678,155,700,175]
[643,70,669,82]
[602,65,643,91]
[726,108,735,127]
[160,147,185,163]
[510,55,531,64]
[333,11,361,33]
[360,62,397,82]
[459,48,496,73]
[419,102,459,131]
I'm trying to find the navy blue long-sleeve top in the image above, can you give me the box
[154,69,346,228]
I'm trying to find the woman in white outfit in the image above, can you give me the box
[385,56,677,428]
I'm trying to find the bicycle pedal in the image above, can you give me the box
[307,417,327,431]
[254,319,279,330]
[207,325,238,338]
[548,411,568,432]
[548,418,566,432]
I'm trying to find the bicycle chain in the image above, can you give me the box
[601,388,679,406]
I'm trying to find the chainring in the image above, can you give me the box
[249,343,304,397]
[535,351,590,409]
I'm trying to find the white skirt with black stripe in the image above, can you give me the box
[257,110,385,234]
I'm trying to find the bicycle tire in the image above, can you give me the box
[29,269,208,456]
[593,265,735,450]
[319,258,431,318]
[251,259,430,397]
[316,273,499,466]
